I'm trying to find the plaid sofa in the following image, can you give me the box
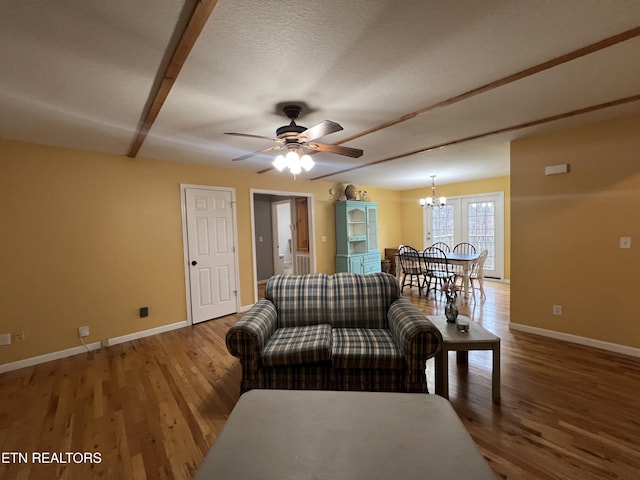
[226,272,443,394]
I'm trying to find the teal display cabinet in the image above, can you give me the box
[335,200,381,274]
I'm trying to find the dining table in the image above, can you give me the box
[395,250,480,299]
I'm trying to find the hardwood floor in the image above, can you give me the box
[1,281,639,479]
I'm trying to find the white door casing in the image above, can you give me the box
[182,186,238,324]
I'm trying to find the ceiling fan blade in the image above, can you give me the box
[307,142,363,158]
[225,132,280,142]
[232,144,283,162]
[302,120,343,141]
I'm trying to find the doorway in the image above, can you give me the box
[273,200,293,275]
[423,192,504,279]
[251,189,315,301]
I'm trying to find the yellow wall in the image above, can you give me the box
[400,176,511,279]
[511,114,640,348]
[0,140,401,364]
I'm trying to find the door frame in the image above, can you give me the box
[180,184,241,325]
[250,188,316,303]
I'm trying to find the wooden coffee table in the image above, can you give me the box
[429,315,501,403]
[195,389,496,479]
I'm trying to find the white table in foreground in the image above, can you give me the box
[195,389,496,480]
[430,315,501,403]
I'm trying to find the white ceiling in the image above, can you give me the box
[1,0,639,190]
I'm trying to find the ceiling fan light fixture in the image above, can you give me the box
[285,150,299,163]
[271,149,315,176]
[300,154,314,172]
[273,154,287,171]
[289,163,302,175]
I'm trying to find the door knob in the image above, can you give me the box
[191,260,197,266]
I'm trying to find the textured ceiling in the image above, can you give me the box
[1,0,639,189]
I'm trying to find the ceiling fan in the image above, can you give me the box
[225,104,364,164]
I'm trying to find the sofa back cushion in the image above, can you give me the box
[266,273,330,328]
[330,272,400,329]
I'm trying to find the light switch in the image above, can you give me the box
[321,235,327,243]
[619,236,631,249]
[259,236,263,243]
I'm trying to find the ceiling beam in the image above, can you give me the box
[127,0,219,158]
[311,94,640,181]
[329,27,640,148]
[259,27,639,177]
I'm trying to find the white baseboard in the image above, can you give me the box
[509,323,640,358]
[104,320,187,347]
[0,320,188,374]
[239,304,254,313]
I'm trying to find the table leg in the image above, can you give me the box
[434,350,449,399]
[492,340,501,403]
[456,351,468,365]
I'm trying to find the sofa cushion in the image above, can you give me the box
[330,272,400,328]
[262,324,332,367]
[331,328,404,370]
[266,274,330,328]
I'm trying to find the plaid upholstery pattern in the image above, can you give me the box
[331,328,404,370]
[262,324,332,367]
[388,297,442,386]
[226,299,277,370]
[266,274,330,328]
[227,273,442,394]
[332,368,412,392]
[330,272,400,328]
[239,365,331,393]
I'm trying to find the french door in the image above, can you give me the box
[424,192,504,279]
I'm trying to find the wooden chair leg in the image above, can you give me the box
[478,277,486,300]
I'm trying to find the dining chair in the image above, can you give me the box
[453,242,477,254]
[398,245,423,295]
[452,242,477,278]
[422,246,455,297]
[470,249,488,300]
[456,249,488,300]
[431,242,450,252]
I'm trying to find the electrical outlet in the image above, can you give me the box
[619,236,631,249]
[78,326,90,338]
[14,331,26,342]
[553,305,562,316]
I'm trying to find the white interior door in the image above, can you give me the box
[185,187,237,324]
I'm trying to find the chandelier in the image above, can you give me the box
[272,148,315,175]
[419,175,446,208]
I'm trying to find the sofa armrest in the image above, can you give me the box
[226,299,278,369]
[388,298,443,384]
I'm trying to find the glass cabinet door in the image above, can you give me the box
[347,207,367,254]
[367,206,378,252]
